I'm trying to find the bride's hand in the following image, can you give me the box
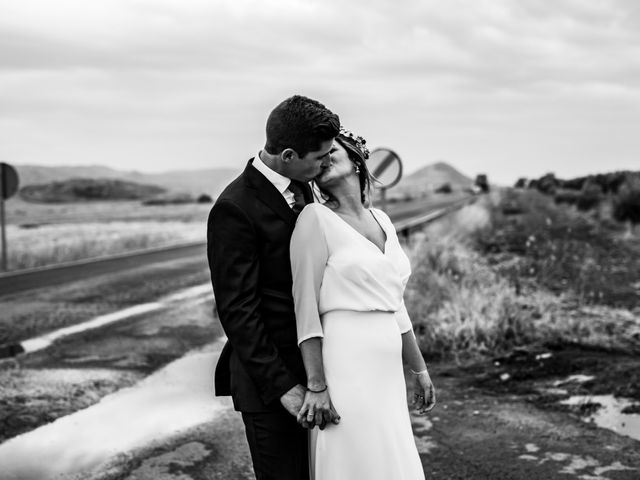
[412,370,436,414]
[297,388,341,430]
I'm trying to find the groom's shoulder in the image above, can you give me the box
[215,162,252,204]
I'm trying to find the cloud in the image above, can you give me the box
[0,0,638,183]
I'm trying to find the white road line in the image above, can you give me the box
[159,283,212,303]
[17,283,213,355]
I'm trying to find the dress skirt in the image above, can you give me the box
[309,310,425,480]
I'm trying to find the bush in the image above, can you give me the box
[476,189,640,309]
[536,173,558,194]
[576,183,602,211]
[197,194,214,204]
[613,185,640,224]
[475,174,490,193]
[554,191,579,206]
[406,196,640,360]
[406,235,538,359]
[514,178,527,189]
[435,183,452,194]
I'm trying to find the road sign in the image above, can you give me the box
[368,148,403,213]
[1,163,19,200]
[368,148,403,189]
[1,162,20,271]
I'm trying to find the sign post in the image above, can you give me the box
[0,163,20,272]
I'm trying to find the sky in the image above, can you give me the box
[1,0,639,185]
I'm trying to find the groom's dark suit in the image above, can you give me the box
[207,159,313,480]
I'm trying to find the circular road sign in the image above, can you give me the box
[368,148,403,189]
[0,163,20,200]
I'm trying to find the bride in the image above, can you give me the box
[290,128,436,480]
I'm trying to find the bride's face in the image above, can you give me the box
[315,140,356,187]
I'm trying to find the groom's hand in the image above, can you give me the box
[280,384,307,418]
[297,389,340,430]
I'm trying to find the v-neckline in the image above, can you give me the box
[322,204,388,255]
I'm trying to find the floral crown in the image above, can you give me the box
[339,127,370,160]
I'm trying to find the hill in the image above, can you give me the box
[19,178,167,203]
[389,161,473,198]
[13,164,241,198]
[13,161,473,201]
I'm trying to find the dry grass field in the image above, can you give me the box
[4,197,212,226]
[5,221,205,270]
[2,198,211,271]
[406,192,640,361]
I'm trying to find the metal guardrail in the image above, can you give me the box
[0,197,478,287]
[393,196,477,236]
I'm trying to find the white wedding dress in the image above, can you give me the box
[290,203,425,480]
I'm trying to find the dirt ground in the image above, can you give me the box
[63,351,640,480]
[2,338,638,479]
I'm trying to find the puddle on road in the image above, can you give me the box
[0,339,231,480]
[560,395,640,442]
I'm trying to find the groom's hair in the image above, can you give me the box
[264,95,340,157]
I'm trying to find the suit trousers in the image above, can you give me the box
[242,410,309,480]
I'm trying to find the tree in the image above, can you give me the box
[536,173,558,195]
[514,178,527,189]
[475,174,490,193]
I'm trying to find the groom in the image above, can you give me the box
[207,95,340,479]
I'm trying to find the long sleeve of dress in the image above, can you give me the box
[290,205,328,346]
[394,300,413,334]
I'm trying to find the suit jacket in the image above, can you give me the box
[207,159,313,412]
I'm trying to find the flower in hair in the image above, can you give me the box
[339,127,370,160]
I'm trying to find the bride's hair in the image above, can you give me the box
[316,135,373,207]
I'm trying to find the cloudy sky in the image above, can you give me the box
[1,0,639,185]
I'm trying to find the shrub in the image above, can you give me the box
[197,194,214,204]
[536,173,558,194]
[613,184,640,224]
[435,183,452,194]
[475,174,490,193]
[576,183,602,211]
[476,189,640,309]
[514,178,527,189]
[554,191,579,206]
[406,196,640,360]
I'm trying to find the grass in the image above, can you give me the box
[475,189,640,309]
[1,198,212,271]
[4,197,212,226]
[5,221,205,270]
[405,193,640,361]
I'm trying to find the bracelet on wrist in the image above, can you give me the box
[410,367,428,375]
[307,385,328,393]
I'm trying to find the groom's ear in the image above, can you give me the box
[281,148,299,164]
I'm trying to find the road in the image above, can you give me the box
[0,195,469,297]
